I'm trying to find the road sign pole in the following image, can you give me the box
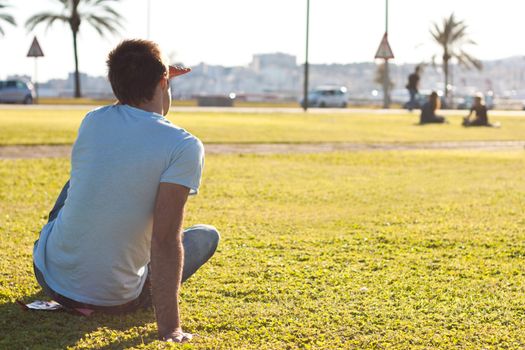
[383,59,390,108]
[385,0,389,32]
[383,0,390,109]
[27,36,44,104]
[303,0,310,112]
[34,57,39,103]
[374,33,394,108]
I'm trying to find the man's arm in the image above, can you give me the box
[465,108,474,121]
[151,183,190,342]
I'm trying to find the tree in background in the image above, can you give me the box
[430,13,482,103]
[0,1,16,37]
[26,0,124,98]
[374,62,394,91]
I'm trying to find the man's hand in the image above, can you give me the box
[162,327,194,343]
[151,183,190,341]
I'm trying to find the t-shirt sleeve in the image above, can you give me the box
[160,138,204,195]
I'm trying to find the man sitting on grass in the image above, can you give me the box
[32,39,219,343]
[462,93,499,127]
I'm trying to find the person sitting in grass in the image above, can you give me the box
[419,91,446,124]
[462,93,497,127]
[32,39,219,344]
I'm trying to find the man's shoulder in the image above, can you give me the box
[173,131,203,155]
[87,104,115,117]
[149,119,203,157]
[156,118,200,142]
[80,105,121,125]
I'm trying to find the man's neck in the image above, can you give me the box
[134,99,163,115]
[123,82,166,115]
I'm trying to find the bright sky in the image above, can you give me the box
[0,0,523,81]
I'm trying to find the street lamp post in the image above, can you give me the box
[303,0,310,112]
[147,0,151,38]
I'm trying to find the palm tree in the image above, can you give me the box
[0,1,16,37]
[430,13,482,103]
[26,0,124,98]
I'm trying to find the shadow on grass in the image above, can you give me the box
[0,290,159,349]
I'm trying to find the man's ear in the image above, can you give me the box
[160,77,169,90]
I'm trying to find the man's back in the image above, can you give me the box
[408,72,419,90]
[34,104,204,306]
[471,104,488,125]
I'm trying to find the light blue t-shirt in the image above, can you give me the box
[33,104,204,306]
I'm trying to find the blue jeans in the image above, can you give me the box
[35,181,219,314]
[406,88,419,109]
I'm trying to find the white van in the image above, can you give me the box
[300,86,348,108]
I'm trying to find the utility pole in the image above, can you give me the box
[303,0,310,112]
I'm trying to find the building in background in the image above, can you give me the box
[23,53,525,108]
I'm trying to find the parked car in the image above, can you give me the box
[455,94,494,110]
[300,86,348,108]
[0,80,36,104]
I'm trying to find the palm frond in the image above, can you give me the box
[84,14,121,35]
[99,5,123,20]
[450,25,468,44]
[458,51,483,70]
[0,1,16,33]
[0,0,12,9]
[25,13,69,32]
[442,18,452,43]
[0,1,10,36]
[0,13,15,25]
[79,0,124,36]
[82,0,114,4]
[447,13,456,27]
[464,38,477,46]
[81,0,123,12]
[429,23,442,43]
[94,0,123,4]
[53,0,71,9]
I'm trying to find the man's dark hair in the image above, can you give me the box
[107,39,167,105]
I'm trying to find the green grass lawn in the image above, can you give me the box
[1,151,525,349]
[1,109,524,145]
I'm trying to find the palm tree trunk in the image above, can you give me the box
[72,29,81,98]
[443,58,449,107]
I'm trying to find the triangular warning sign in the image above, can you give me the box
[27,37,44,57]
[374,33,394,59]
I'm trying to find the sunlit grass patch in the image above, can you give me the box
[1,151,525,348]
[0,109,524,145]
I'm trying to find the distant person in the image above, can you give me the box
[463,93,498,127]
[32,39,219,343]
[420,91,446,124]
[405,65,421,110]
